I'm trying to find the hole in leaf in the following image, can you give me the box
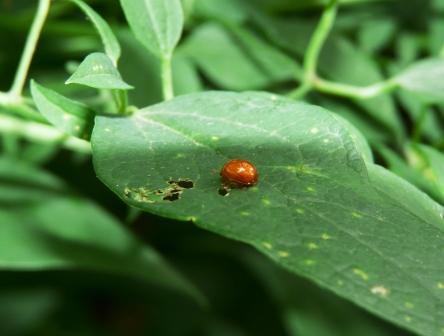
[218,187,229,196]
[168,179,194,189]
[177,180,194,189]
[163,192,180,202]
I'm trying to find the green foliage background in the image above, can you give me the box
[1,0,444,335]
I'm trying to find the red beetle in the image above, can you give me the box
[220,159,258,188]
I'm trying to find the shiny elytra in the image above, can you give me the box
[220,159,258,187]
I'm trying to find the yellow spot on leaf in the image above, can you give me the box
[310,127,319,134]
[304,259,316,266]
[404,315,412,323]
[404,302,414,309]
[262,199,271,206]
[307,242,318,250]
[437,282,444,289]
[240,211,250,216]
[352,212,363,218]
[278,251,290,258]
[211,136,219,141]
[321,233,331,240]
[306,186,315,192]
[370,285,389,298]
[296,208,305,214]
[262,242,273,250]
[353,268,369,281]
[423,167,437,182]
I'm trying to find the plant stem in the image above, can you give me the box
[111,90,129,114]
[302,0,338,83]
[0,114,91,154]
[161,55,174,101]
[313,77,399,99]
[119,90,128,114]
[290,83,312,100]
[9,0,51,98]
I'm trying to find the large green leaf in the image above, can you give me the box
[69,0,121,65]
[0,158,204,305]
[120,0,184,58]
[92,92,444,336]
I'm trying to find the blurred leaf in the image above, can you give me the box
[0,157,67,206]
[0,158,205,305]
[251,15,403,140]
[247,0,391,12]
[433,0,444,11]
[406,143,444,203]
[172,51,204,96]
[429,19,444,56]
[318,37,404,141]
[118,29,200,106]
[92,91,444,336]
[377,145,444,205]
[193,0,248,24]
[0,102,48,123]
[317,95,389,145]
[21,142,60,165]
[120,0,184,58]
[181,0,197,22]
[66,52,133,90]
[1,134,20,157]
[387,59,443,143]
[357,18,396,54]
[182,23,299,90]
[243,253,394,336]
[229,25,302,81]
[30,80,95,140]
[69,0,121,65]
[117,29,163,106]
[0,290,57,336]
[395,89,443,143]
[251,14,313,56]
[396,58,444,103]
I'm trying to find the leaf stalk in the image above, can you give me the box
[0,114,91,154]
[9,0,51,98]
[161,55,174,101]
